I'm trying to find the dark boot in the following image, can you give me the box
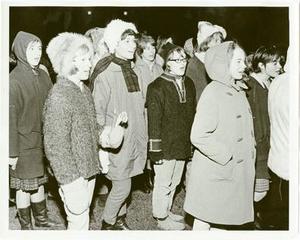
[17,206,33,230]
[31,200,59,228]
[114,215,131,230]
[101,220,116,230]
[142,169,154,194]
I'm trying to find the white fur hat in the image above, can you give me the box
[197,21,227,46]
[103,19,138,53]
[46,32,93,77]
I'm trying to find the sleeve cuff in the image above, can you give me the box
[255,178,270,192]
[149,139,162,152]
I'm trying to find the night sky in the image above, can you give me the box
[9,6,289,55]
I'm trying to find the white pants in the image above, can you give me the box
[59,176,96,230]
[152,160,185,218]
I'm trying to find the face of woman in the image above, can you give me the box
[26,41,42,67]
[261,59,282,78]
[141,43,156,62]
[72,49,92,81]
[167,51,188,76]
[229,47,246,80]
[115,35,137,60]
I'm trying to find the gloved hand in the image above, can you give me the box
[9,157,18,170]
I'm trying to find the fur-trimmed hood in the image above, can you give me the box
[46,32,93,77]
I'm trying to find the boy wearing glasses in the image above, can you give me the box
[146,43,196,230]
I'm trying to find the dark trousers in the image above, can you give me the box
[257,170,289,230]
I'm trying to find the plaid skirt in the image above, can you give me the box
[10,175,48,191]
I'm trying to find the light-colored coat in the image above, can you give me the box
[184,41,256,225]
[93,62,147,180]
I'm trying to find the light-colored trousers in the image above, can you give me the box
[59,176,96,230]
[152,159,185,218]
[102,178,131,225]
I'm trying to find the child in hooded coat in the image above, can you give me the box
[9,31,55,230]
[184,41,256,229]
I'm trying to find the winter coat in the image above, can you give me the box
[92,62,147,180]
[146,73,196,162]
[9,31,53,179]
[246,76,270,193]
[186,55,210,102]
[268,72,289,180]
[184,41,256,225]
[43,77,101,185]
[134,57,163,100]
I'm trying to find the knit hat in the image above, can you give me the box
[103,19,138,54]
[197,21,227,46]
[158,42,180,63]
[46,32,93,77]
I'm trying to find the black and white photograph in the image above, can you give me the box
[0,0,299,239]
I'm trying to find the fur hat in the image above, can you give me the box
[103,19,138,53]
[197,21,227,47]
[46,32,93,77]
[85,27,105,52]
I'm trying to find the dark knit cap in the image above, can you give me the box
[158,42,180,63]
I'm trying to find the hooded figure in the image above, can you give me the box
[9,31,54,230]
[184,41,256,227]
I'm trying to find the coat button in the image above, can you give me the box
[237,159,244,163]
[236,114,242,119]
[226,92,233,96]
[237,137,243,142]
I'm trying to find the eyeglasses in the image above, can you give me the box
[168,58,187,63]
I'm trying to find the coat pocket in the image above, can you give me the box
[208,158,236,181]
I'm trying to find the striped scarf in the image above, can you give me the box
[89,54,140,93]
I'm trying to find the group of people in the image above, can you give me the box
[9,18,289,231]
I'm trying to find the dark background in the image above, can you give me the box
[9,6,289,58]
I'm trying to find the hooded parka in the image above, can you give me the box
[9,31,53,179]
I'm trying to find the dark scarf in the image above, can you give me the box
[89,54,140,93]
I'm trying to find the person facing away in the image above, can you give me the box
[184,41,256,230]
[146,42,196,230]
[266,48,289,230]
[9,31,56,230]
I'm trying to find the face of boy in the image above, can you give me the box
[115,35,137,60]
[229,47,246,80]
[261,59,282,78]
[167,51,187,76]
[72,50,92,81]
[142,43,156,62]
[26,41,42,67]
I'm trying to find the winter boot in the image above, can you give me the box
[17,206,33,230]
[31,199,59,228]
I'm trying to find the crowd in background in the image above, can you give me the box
[9,17,289,231]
